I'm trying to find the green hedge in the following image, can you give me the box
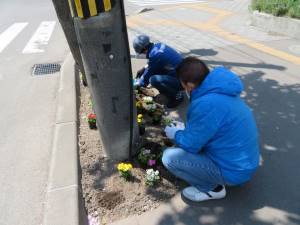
[251,0,300,19]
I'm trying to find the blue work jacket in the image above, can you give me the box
[175,67,260,185]
[140,43,182,86]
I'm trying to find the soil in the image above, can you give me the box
[78,82,185,224]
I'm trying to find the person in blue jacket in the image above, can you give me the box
[163,57,260,202]
[133,35,184,108]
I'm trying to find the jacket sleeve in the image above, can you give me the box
[139,54,161,86]
[175,102,220,153]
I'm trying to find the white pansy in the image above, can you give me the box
[143,149,151,155]
[143,96,153,103]
[145,169,160,186]
[144,103,156,111]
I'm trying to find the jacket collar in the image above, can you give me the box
[146,43,154,59]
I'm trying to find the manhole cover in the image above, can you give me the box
[32,63,61,76]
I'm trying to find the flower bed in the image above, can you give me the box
[78,82,185,224]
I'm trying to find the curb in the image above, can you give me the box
[42,53,87,225]
[251,10,300,40]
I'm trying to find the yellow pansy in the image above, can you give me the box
[117,163,133,172]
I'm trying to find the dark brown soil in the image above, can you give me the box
[78,81,185,224]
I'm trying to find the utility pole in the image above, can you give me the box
[52,0,87,85]
[53,0,138,160]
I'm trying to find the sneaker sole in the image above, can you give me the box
[181,192,206,206]
[180,192,226,205]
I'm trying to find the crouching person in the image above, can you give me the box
[162,57,260,202]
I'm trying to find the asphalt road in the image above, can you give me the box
[0,0,69,224]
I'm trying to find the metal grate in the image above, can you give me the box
[32,63,61,76]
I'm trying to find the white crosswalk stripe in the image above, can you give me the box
[128,0,205,6]
[22,21,56,54]
[0,23,28,53]
[0,21,57,55]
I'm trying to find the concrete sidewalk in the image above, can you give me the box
[109,0,300,224]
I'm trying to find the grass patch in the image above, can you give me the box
[251,0,300,19]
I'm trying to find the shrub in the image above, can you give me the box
[252,0,300,19]
[288,3,300,18]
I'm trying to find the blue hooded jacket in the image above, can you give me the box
[140,43,182,86]
[175,67,260,185]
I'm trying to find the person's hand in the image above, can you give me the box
[164,124,184,140]
[136,67,145,78]
[133,78,142,88]
[174,121,185,130]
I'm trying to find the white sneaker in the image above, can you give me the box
[182,186,226,202]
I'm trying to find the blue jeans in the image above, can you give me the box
[162,148,225,192]
[149,75,182,100]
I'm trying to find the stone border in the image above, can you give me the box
[251,10,300,40]
[42,53,88,225]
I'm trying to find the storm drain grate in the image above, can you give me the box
[32,63,61,76]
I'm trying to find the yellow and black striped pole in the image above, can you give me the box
[70,0,137,160]
[72,0,113,19]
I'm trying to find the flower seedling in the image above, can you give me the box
[148,159,156,167]
[117,163,133,181]
[145,103,157,114]
[80,72,88,86]
[137,114,145,135]
[138,148,156,167]
[88,99,93,108]
[162,116,175,126]
[87,113,97,129]
[145,169,160,186]
[142,96,153,104]
[137,114,143,124]
[136,101,144,114]
[152,111,162,125]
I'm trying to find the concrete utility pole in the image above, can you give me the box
[64,0,138,160]
[51,0,87,85]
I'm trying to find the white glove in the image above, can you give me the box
[175,121,185,130]
[164,124,184,140]
[133,78,141,87]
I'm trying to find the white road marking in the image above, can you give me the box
[128,0,205,6]
[0,23,28,53]
[22,21,56,54]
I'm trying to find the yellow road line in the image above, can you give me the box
[160,3,209,12]
[127,5,300,65]
[126,18,139,28]
[186,4,232,15]
[88,0,98,16]
[187,5,300,65]
[103,0,112,11]
[128,17,183,27]
[210,26,300,65]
